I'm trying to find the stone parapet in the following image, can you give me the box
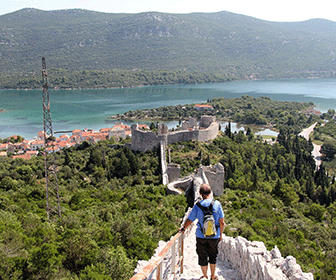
[200,163,224,196]
[218,235,314,280]
[200,115,216,128]
[167,163,181,182]
[131,125,165,152]
[131,116,219,153]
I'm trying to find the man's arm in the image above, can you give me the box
[180,218,193,233]
[219,217,225,241]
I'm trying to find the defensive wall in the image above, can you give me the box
[131,116,313,280]
[135,166,314,280]
[131,115,219,152]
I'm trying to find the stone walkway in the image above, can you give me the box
[177,226,240,280]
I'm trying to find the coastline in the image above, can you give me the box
[2,74,336,91]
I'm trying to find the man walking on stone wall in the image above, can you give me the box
[180,184,225,280]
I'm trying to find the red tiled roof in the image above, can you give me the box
[72,129,82,134]
[31,140,44,145]
[100,127,113,133]
[194,104,213,108]
[0,143,8,150]
[26,151,38,156]
[113,124,131,130]
[58,141,69,148]
[13,154,31,160]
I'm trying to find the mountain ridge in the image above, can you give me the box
[1,8,336,80]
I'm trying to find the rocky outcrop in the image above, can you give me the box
[218,235,314,280]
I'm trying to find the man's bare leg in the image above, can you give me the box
[210,263,217,279]
[201,265,208,278]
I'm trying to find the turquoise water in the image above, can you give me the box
[0,78,336,139]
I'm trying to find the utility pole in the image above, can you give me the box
[42,57,61,219]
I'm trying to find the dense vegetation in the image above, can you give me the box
[0,140,187,279]
[1,96,335,279]
[170,129,336,279]
[1,8,336,88]
[113,96,320,133]
[0,69,234,89]
[314,109,336,173]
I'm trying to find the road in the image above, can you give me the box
[299,122,322,169]
[299,122,317,141]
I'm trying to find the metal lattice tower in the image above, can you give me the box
[42,57,61,219]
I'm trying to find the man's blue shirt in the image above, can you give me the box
[188,198,224,239]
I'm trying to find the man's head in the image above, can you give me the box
[199,184,212,199]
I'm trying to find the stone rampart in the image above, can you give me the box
[200,115,216,128]
[131,117,219,153]
[167,163,181,182]
[218,235,313,280]
[197,122,219,142]
[134,218,313,280]
[131,125,165,152]
[167,176,194,195]
[200,163,225,196]
[160,141,169,185]
[167,129,198,144]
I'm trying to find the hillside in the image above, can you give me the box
[1,8,336,84]
[1,125,336,279]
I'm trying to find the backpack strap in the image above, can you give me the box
[196,200,215,213]
[196,201,206,213]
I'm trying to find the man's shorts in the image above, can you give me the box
[196,238,219,266]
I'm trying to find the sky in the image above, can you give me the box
[1,0,336,22]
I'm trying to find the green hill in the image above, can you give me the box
[1,8,336,81]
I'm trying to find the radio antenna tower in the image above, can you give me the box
[42,57,61,219]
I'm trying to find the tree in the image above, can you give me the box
[202,154,210,166]
[321,141,336,161]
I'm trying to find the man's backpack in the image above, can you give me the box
[197,200,217,238]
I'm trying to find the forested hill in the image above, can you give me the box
[1,8,336,80]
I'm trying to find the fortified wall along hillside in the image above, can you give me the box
[131,115,219,152]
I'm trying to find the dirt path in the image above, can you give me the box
[299,122,322,169]
[178,226,240,280]
[312,143,322,169]
[299,122,317,141]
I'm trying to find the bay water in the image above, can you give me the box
[0,78,336,139]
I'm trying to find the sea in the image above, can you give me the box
[0,78,336,139]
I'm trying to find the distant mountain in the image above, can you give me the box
[1,8,336,79]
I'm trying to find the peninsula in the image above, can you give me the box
[109,96,321,133]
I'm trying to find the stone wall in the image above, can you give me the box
[218,235,314,280]
[167,129,198,145]
[197,122,219,142]
[200,163,225,196]
[131,125,165,152]
[167,176,194,195]
[131,117,219,153]
[200,115,216,128]
[160,141,169,185]
[134,216,314,280]
[167,163,181,182]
